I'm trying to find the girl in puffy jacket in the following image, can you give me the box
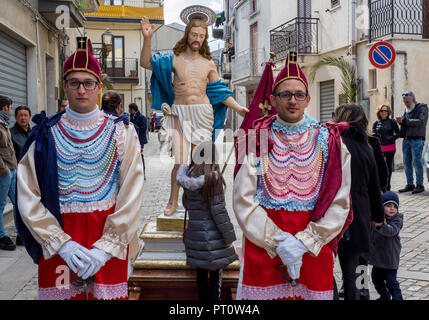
[176,141,238,301]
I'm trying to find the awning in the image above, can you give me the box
[84,5,163,20]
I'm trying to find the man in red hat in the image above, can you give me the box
[16,37,144,300]
[233,52,353,300]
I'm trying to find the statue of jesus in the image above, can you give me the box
[140,10,248,216]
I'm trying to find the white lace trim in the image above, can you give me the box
[113,120,126,163]
[60,196,116,214]
[240,283,333,300]
[61,110,106,131]
[38,282,128,300]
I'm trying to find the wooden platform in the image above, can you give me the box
[128,221,240,300]
[128,267,239,300]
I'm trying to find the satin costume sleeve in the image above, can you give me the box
[93,124,144,260]
[232,153,286,259]
[233,140,351,258]
[294,140,351,256]
[17,142,72,260]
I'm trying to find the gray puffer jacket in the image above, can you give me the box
[176,165,238,271]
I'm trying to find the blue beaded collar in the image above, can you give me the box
[272,114,320,135]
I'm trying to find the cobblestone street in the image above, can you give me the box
[1,132,429,300]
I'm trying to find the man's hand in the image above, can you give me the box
[81,248,112,280]
[140,16,153,39]
[274,233,308,280]
[396,116,404,125]
[58,240,92,277]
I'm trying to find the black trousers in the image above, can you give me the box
[338,241,361,300]
[383,150,396,191]
[196,268,221,301]
[333,275,339,300]
[372,267,403,300]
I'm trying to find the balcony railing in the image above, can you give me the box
[104,58,139,83]
[231,48,266,81]
[270,17,319,61]
[369,0,429,42]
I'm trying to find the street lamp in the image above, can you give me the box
[102,28,113,49]
[100,28,113,73]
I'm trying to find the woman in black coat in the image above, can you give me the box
[176,142,238,300]
[334,104,385,300]
[368,135,389,193]
[372,104,400,190]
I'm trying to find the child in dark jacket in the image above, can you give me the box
[176,142,238,301]
[368,191,403,300]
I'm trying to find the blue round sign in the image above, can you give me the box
[369,42,396,69]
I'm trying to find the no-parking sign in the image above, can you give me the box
[369,42,396,69]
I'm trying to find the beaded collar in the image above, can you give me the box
[255,115,329,212]
[272,114,315,135]
[51,114,120,213]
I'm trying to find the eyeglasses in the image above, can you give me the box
[379,110,389,113]
[273,91,308,101]
[65,79,99,91]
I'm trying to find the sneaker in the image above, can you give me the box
[0,236,16,251]
[412,184,425,194]
[398,184,415,193]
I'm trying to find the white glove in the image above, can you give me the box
[80,248,112,280]
[58,240,92,277]
[274,233,308,280]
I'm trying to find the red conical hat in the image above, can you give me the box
[272,51,308,93]
[63,37,102,82]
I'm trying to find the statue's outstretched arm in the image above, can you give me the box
[208,60,249,118]
[140,17,153,70]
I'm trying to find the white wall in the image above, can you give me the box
[151,24,185,52]
[231,0,271,110]
[315,0,351,53]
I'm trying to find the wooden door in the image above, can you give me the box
[107,36,124,77]
[113,36,124,77]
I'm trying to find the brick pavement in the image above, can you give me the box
[1,132,429,299]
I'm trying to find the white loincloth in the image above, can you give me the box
[171,104,214,145]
